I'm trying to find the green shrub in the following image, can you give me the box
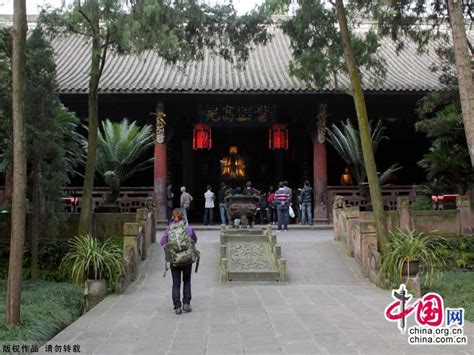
[61,235,124,284]
[410,195,432,210]
[380,229,446,286]
[0,241,72,282]
[0,280,82,343]
[432,235,474,270]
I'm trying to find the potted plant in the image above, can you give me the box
[93,118,154,212]
[61,234,124,310]
[380,229,445,286]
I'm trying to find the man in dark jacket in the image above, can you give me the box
[300,180,313,225]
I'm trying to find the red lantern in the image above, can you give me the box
[193,123,212,150]
[269,123,289,150]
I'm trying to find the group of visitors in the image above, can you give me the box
[167,180,313,229]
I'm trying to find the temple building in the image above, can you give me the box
[0,14,457,222]
[52,26,449,223]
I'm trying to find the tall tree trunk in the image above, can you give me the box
[6,0,27,325]
[31,153,40,281]
[78,7,101,236]
[447,0,474,167]
[334,0,389,254]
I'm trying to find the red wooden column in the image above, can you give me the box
[313,104,328,222]
[153,102,167,223]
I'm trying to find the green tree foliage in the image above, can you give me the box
[416,93,474,194]
[281,0,386,89]
[273,0,390,253]
[0,28,83,285]
[372,0,474,167]
[38,0,276,236]
[94,119,154,204]
[25,28,84,225]
[0,28,83,230]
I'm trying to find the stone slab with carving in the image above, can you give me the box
[220,225,287,282]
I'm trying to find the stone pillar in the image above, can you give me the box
[136,208,149,259]
[332,195,346,241]
[456,195,472,235]
[360,220,377,276]
[153,102,167,223]
[123,222,140,273]
[313,103,328,223]
[345,207,360,256]
[397,196,412,231]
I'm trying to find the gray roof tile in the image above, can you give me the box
[51,28,460,94]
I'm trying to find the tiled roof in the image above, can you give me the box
[52,28,454,94]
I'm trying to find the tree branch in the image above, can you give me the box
[77,0,96,36]
[98,31,110,81]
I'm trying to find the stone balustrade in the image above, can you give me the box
[333,195,473,286]
[116,206,156,294]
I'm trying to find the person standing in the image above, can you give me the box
[274,182,290,231]
[300,180,313,225]
[160,209,198,315]
[258,191,269,224]
[267,186,277,225]
[203,185,215,225]
[243,181,259,196]
[218,182,229,225]
[180,186,193,225]
[166,184,174,223]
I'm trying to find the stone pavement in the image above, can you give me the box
[40,229,474,355]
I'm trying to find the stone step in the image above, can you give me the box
[227,270,280,282]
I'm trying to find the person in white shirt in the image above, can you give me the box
[203,185,215,225]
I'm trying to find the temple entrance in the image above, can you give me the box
[188,126,297,222]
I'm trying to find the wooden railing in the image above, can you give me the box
[326,185,418,221]
[62,187,154,213]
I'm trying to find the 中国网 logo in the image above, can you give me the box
[384,284,468,345]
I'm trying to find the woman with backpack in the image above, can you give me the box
[160,208,198,315]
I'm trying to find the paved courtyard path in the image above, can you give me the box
[41,229,473,355]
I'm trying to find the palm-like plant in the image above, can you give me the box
[61,235,124,283]
[94,119,154,204]
[418,140,474,195]
[326,119,402,200]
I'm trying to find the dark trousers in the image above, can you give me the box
[166,206,173,223]
[203,207,214,225]
[267,207,277,224]
[258,208,268,224]
[171,264,192,308]
[277,206,289,230]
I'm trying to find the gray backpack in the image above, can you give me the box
[164,221,200,267]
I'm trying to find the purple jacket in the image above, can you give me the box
[160,222,197,246]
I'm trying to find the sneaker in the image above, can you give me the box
[174,307,182,315]
[183,304,192,313]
